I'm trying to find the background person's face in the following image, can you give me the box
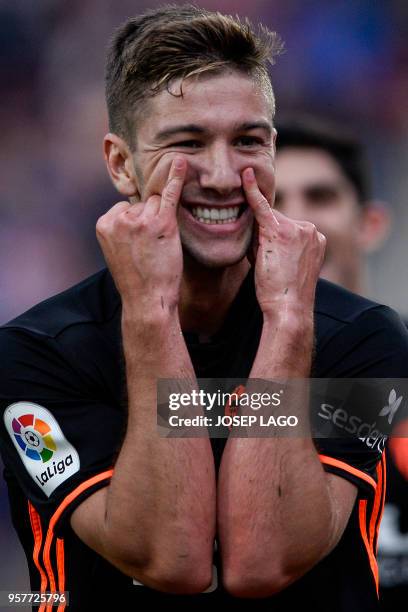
[131,71,276,268]
[275,148,363,289]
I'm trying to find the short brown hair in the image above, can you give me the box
[276,115,370,204]
[105,4,283,146]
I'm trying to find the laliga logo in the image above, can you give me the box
[5,401,80,498]
[379,389,403,425]
[12,413,56,462]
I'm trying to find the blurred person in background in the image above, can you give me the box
[275,117,391,293]
[275,116,408,610]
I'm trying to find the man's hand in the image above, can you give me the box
[96,157,187,313]
[219,175,354,601]
[242,167,326,317]
[75,154,216,592]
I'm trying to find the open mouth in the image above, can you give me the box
[183,203,248,225]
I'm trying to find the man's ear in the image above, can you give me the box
[271,127,277,164]
[272,127,277,148]
[104,133,140,199]
[358,201,392,253]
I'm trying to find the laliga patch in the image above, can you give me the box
[4,402,80,497]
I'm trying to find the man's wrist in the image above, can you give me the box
[122,301,179,330]
[262,302,314,334]
[121,305,188,380]
[121,304,183,356]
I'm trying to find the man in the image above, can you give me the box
[275,117,408,611]
[1,6,407,611]
[274,116,390,293]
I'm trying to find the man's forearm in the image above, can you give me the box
[104,308,216,590]
[218,312,336,596]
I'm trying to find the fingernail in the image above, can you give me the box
[175,157,184,169]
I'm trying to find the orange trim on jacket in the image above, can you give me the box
[28,501,48,612]
[359,499,380,596]
[38,469,113,611]
[318,454,377,490]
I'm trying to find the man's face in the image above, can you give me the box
[275,148,363,288]
[131,71,276,268]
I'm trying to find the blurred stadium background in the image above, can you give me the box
[1,0,408,606]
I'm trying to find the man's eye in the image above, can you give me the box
[235,136,263,147]
[274,192,283,208]
[171,140,203,148]
[306,186,339,206]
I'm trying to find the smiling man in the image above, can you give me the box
[1,6,408,612]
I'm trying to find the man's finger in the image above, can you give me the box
[270,207,309,230]
[160,156,187,215]
[242,167,278,229]
[246,220,259,268]
[96,201,132,236]
[143,195,161,219]
[101,201,132,219]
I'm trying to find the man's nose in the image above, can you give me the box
[198,142,242,195]
[278,194,310,222]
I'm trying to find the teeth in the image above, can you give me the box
[191,206,240,224]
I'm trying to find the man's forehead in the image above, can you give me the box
[276,148,348,184]
[140,72,273,136]
[275,148,360,204]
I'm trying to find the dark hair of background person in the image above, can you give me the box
[105,3,284,148]
[276,116,370,204]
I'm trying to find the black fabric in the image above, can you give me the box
[376,320,408,611]
[378,441,408,611]
[1,267,408,611]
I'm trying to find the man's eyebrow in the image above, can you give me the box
[304,181,345,191]
[154,124,206,141]
[234,121,272,135]
[153,121,273,142]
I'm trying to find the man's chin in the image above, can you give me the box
[182,244,250,270]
